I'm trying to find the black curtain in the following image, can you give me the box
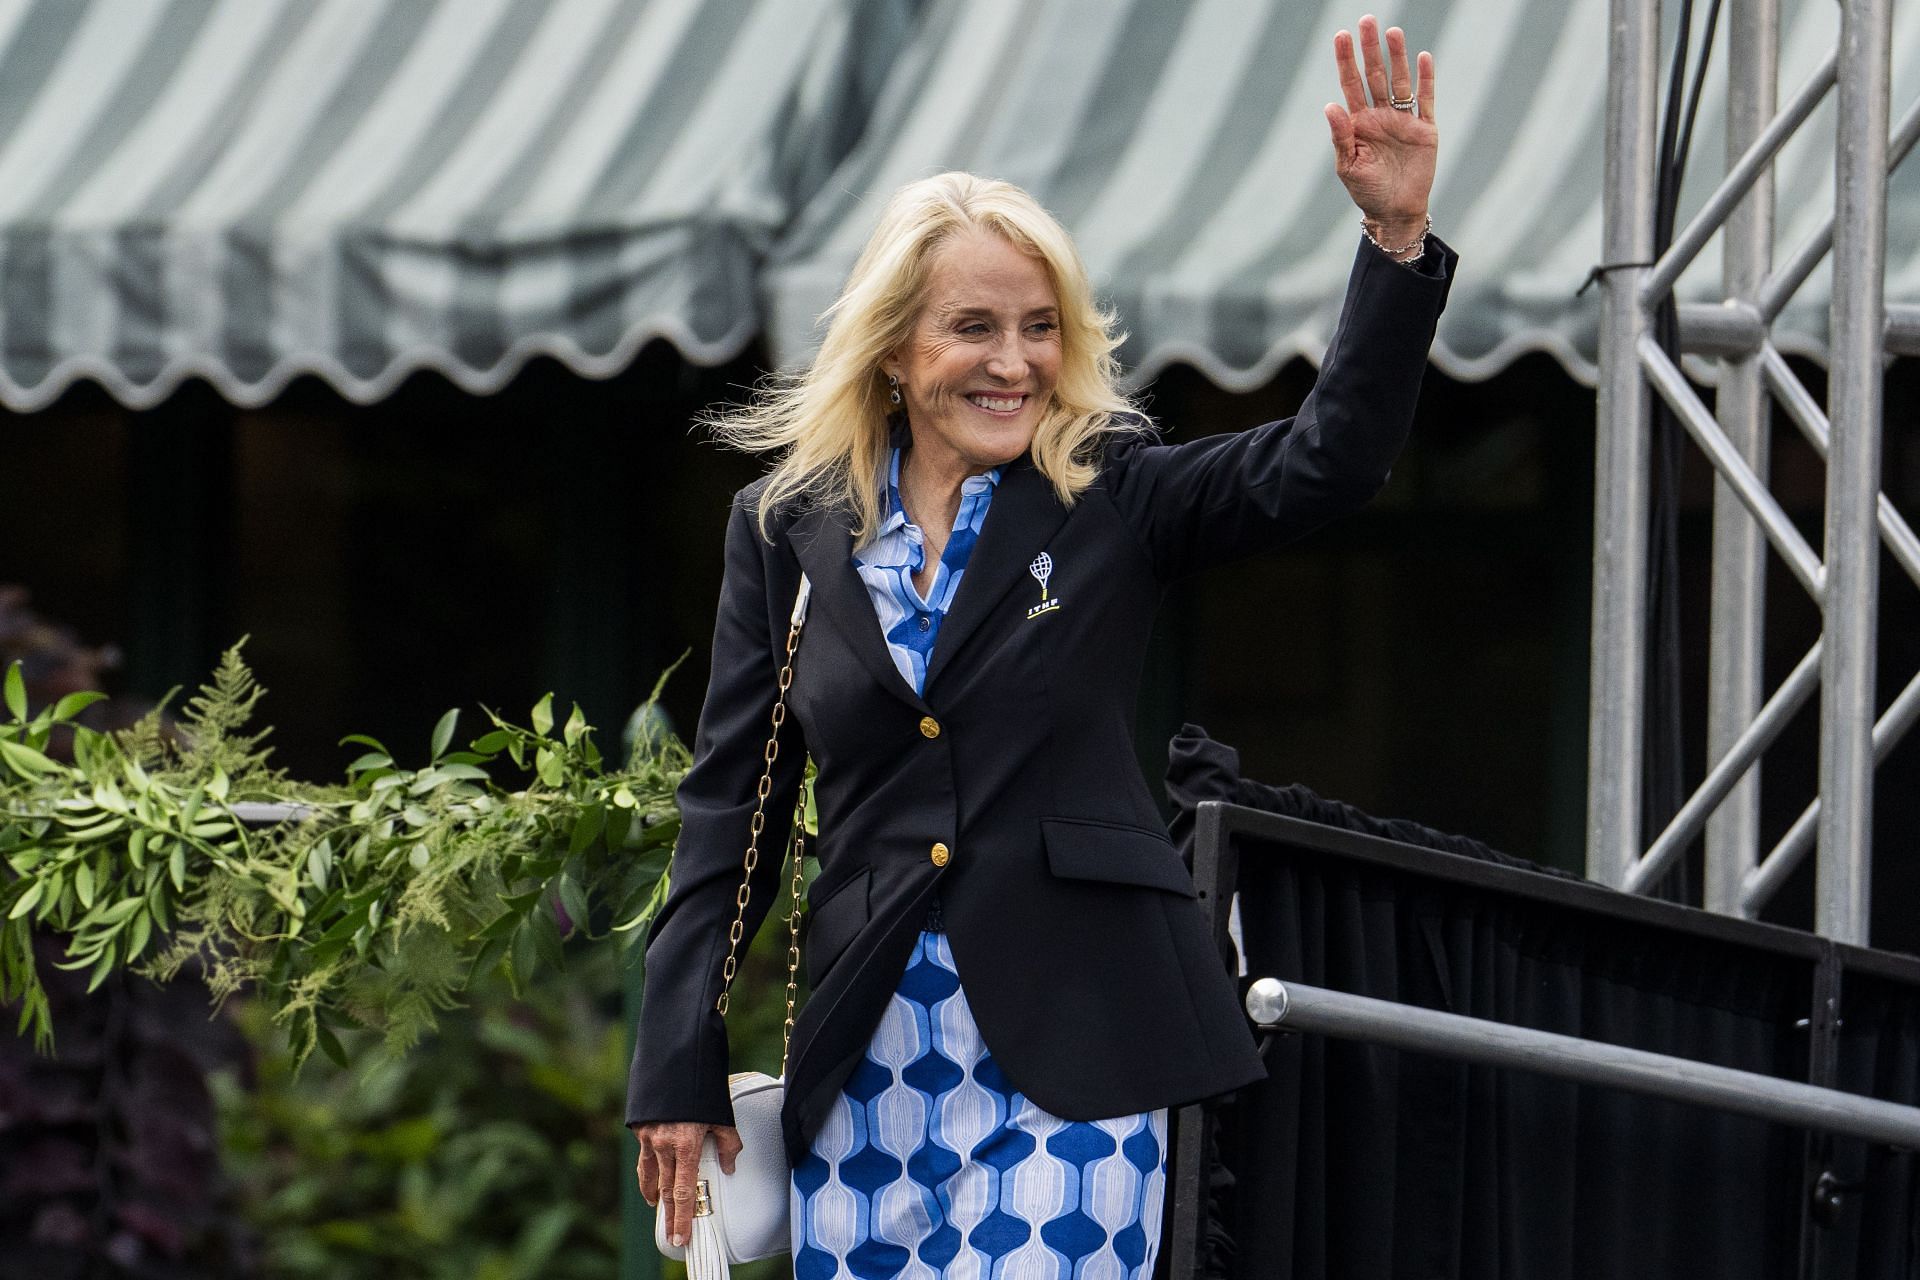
[1167,725,1920,1279]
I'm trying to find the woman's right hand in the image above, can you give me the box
[631,1120,743,1249]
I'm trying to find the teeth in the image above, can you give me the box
[968,394,1023,412]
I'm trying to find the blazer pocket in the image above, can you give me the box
[1041,817,1196,896]
[804,866,871,984]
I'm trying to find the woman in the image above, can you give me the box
[630,16,1450,1277]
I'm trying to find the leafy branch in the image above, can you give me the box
[0,640,691,1070]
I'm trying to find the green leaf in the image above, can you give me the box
[470,729,513,754]
[169,844,186,892]
[315,1021,349,1069]
[64,816,125,842]
[3,662,25,721]
[207,765,230,802]
[474,909,522,941]
[344,751,392,774]
[530,693,554,738]
[8,880,44,920]
[436,762,490,782]
[0,738,55,777]
[128,829,147,869]
[465,931,513,987]
[430,708,460,761]
[535,748,563,789]
[568,804,605,856]
[338,732,391,755]
[563,703,586,747]
[496,887,545,913]
[75,863,95,910]
[50,690,106,722]
[528,904,566,972]
[555,872,589,933]
[308,836,334,891]
[128,911,151,960]
[84,943,116,993]
[602,806,632,849]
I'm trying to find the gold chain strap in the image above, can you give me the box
[713,577,812,1079]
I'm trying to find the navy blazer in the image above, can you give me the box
[627,235,1457,1166]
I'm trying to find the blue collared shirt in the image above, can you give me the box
[851,446,1001,697]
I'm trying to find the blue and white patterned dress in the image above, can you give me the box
[789,445,1169,1280]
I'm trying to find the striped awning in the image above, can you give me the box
[2,0,1914,411]
[765,0,1920,387]
[0,0,862,410]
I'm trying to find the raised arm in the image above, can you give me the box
[1101,15,1452,579]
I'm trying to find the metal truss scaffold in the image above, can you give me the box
[1589,0,1919,942]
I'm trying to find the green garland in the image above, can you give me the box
[0,639,692,1069]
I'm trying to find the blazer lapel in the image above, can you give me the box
[923,455,1069,692]
[788,503,931,713]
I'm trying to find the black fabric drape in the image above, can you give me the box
[1166,724,1920,1280]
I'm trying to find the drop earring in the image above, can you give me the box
[887,373,902,406]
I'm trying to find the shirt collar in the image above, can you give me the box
[883,444,1003,528]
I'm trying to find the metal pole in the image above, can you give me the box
[1745,667,1920,916]
[1816,0,1890,944]
[1706,0,1777,918]
[1631,642,1818,896]
[1638,338,1824,599]
[1756,92,1920,324]
[1639,49,1835,307]
[1246,979,1920,1150]
[1589,0,1661,887]
[1762,346,1920,590]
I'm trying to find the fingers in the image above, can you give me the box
[1385,25,1411,103]
[666,1151,697,1247]
[1417,49,1436,124]
[1358,15,1391,106]
[633,1126,705,1248]
[636,1141,659,1203]
[1324,103,1354,169]
[715,1125,744,1177]
[1332,29,1367,113]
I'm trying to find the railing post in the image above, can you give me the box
[1704,0,1778,918]
[1817,0,1891,944]
[1589,0,1661,887]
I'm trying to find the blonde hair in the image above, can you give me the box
[710,172,1148,543]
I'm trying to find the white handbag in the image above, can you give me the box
[654,1072,789,1270]
[653,577,813,1279]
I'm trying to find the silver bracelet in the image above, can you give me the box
[1360,212,1432,266]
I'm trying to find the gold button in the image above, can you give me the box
[930,842,950,867]
[919,716,941,739]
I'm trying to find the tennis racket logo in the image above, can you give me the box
[1027,552,1061,619]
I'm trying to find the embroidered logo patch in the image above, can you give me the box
[1027,552,1061,619]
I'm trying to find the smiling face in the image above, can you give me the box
[883,229,1063,479]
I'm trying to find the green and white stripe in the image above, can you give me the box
[0,0,1912,409]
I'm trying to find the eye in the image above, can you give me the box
[957,321,991,336]
[1027,320,1058,336]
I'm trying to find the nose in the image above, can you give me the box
[984,334,1029,383]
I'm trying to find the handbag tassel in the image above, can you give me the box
[684,1208,731,1280]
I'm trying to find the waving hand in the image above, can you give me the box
[1325,15,1438,253]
